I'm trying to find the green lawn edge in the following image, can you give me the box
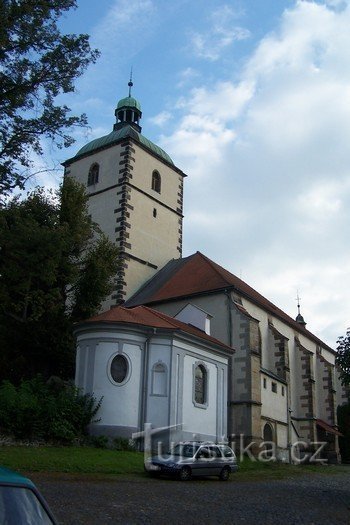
[1,446,349,481]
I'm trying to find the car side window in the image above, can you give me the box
[209,446,222,458]
[222,446,234,457]
[183,444,197,457]
[197,447,210,459]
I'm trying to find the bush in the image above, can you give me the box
[0,376,102,444]
[113,437,136,451]
[89,435,109,449]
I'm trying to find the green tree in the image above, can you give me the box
[0,178,119,382]
[337,403,350,463]
[0,376,102,443]
[0,0,99,200]
[336,328,350,386]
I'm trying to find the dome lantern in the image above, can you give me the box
[114,74,142,132]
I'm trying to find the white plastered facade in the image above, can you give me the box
[74,323,230,446]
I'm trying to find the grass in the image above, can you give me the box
[0,446,348,481]
[235,456,348,481]
[0,446,144,476]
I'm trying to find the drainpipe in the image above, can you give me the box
[224,289,233,443]
[286,386,292,464]
[224,289,233,347]
[139,328,156,449]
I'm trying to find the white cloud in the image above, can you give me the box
[160,80,253,180]
[189,4,250,61]
[160,113,235,178]
[162,0,350,346]
[323,0,348,9]
[176,67,200,88]
[148,111,172,127]
[295,180,345,219]
[93,0,155,45]
[182,81,254,121]
[245,2,350,80]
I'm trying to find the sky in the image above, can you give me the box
[34,0,350,348]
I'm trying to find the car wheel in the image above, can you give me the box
[179,467,192,481]
[149,471,161,478]
[219,467,230,481]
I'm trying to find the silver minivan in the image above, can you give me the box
[145,442,239,481]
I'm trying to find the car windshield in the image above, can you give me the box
[170,444,200,457]
[0,486,54,525]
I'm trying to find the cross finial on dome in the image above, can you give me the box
[128,67,133,97]
[296,291,301,315]
[295,290,306,327]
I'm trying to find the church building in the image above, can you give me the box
[64,83,347,462]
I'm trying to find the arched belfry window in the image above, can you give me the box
[151,170,161,193]
[194,363,208,407]
[88,163,99,186]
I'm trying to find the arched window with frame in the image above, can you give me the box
[88,163,99,186]
[151,361,168,396]
[194,363,208,406]
[151,170,161,193]
[263,423,274,459]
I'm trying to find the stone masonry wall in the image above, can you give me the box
[113,139,135,303]
[229,298,262,453]
[295,337,316,442]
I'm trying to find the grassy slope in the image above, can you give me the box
[0,447,144,475]
[0,446,348,480]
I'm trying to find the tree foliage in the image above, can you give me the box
[0,177,119,382]
[0,0,99,200]
[336,328,350,386]
[337,403,350,463]
[0,376,102,443]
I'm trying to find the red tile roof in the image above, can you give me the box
[126,251,335,353]
[80,305,233,353]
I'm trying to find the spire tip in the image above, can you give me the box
[128,67,133,97]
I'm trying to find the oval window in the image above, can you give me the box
[110,354,128,383]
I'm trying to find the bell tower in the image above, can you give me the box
[63,81,186,306]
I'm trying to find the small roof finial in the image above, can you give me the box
[295,290,306,327]
[296,290,301,315]
[128,67,133,97]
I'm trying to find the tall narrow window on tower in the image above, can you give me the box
[87,163,99,186]
[152,170,161,193]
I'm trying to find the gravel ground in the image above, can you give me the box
[28,470,350,525]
